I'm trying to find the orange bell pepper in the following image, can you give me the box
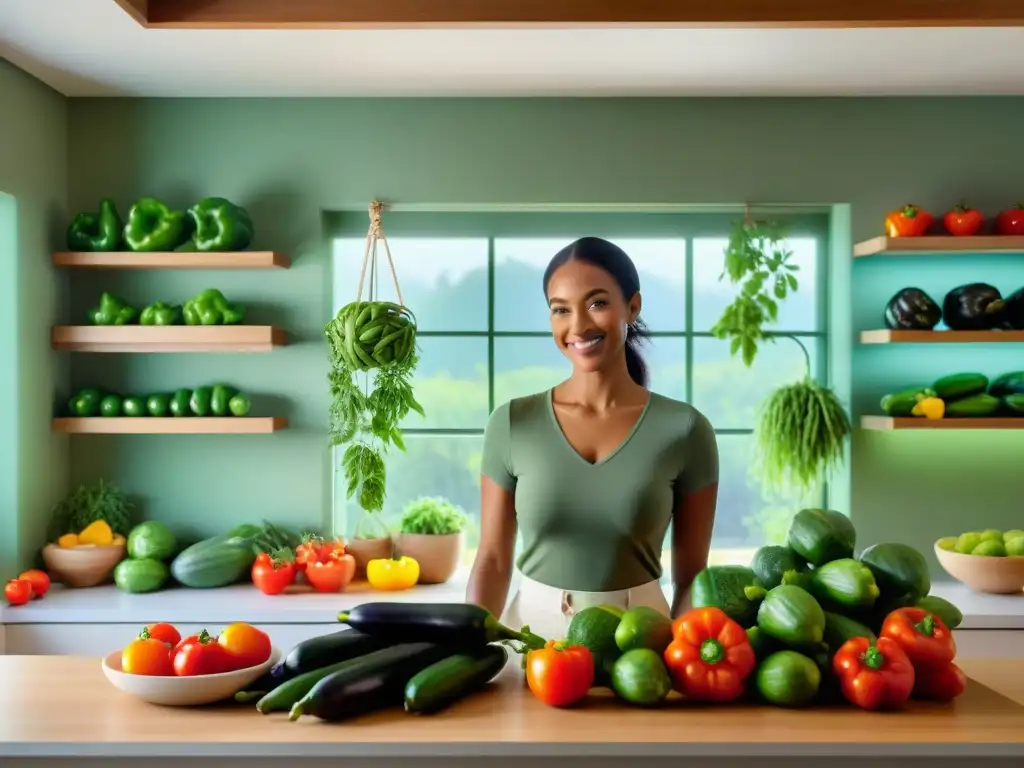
[884,204,934,237]
[832,636,915,711]
[880,607,956,669]
[525,640,594,707]
[662,606,756,702]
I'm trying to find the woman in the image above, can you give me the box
[465,236,719,641]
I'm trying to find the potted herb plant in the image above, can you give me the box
[395,496,468,584]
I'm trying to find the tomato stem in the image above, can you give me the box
[861,645,885,670]
[700,638,726,664]
[137,626,152,641]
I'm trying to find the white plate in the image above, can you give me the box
[102,645,282,706]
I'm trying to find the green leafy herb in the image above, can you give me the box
[399,496,469,536]
[47,479,135,540]
[710,217,798,367]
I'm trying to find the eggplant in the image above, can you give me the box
[883,288,942,330]
[282,628,393,677]
[999,287,1024,330]
[941,283,1005,330]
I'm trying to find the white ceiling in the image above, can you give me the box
[4,0,1024,97]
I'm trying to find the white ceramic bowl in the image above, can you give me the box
[101,646,281,706]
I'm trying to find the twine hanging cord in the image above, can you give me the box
[355,200,405,306]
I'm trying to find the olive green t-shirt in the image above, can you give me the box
[480,389,719,592]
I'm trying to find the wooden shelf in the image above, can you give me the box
[52,251,290,269]
[854,235,1024,258]
[52,417,287,434]
[861,416,1024,431]
[51,325,287,353]
[860,329,1024,344]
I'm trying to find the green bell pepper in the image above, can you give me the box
[146,393,171,417]
[88,292,138,326]
[66,198,124,252]
[210,384,237,416]
[187,197,254,252]
[190,386,213,417]
[122,396,147,417]
[123,197,190,252]
[228,392,251,416]
[169,389,192,417]
[99,395,123,418]
[139,301,183,326]
[68,388,103,417]
[182,288,244,326]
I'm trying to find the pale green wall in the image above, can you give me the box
[54,96,1024,575]
[0,59,69,575]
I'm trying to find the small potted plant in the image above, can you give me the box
[395,496,468,584]
[343,513,394,577]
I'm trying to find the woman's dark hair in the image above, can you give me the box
[542,236,652,387]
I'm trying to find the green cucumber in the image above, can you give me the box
[807,558,880,611]
[750,545,808,590]
[932,372,988,401]
[822,611,876,653]
[858,542,931,604]
[787,508,856,567]
[614,606,673,654]
[755,650,821,708]
[1002,393,1024,415]
[944,392,1001,417]
[989,371,1024,398]
[689,565,766,628]
[756,584,826,647]
[169,535,258,588]
[609,648,673,707]
[914,595,963,630]
[880,387,936,417]
[404,644,508,714]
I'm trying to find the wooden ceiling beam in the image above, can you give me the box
[116,0,1024,30]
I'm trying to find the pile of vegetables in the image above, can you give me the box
[66,384,252,418]
[879,370,1024,420]
[67,195,255,253]
[882,201,1024,238]
[85,288,245,326]
[882,282,1024,332]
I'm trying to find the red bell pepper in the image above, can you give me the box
[525,640,594,707]
[880,607,956,668]
[832,636,915,711]
[662,606,756,703]
[911,661,967,702]
[884,204,934,237]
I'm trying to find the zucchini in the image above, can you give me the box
[1002,393,1024,415]
[786,508,856,567]
[337,602,544,648]
[880,387,936,417]
[914,595,963,629]
[169,535,259,588]
[282,629,392,678]
[689,566,766,628]
[404,644,508,714]
[756,584,826,647]
[858,542,931,604]
[822,611,876,653]
[932,372,988,401]
[288,642,457,722]
[989,371,1024,398]
[944,392,1001,417]
[256,656,368,714]
[750,545,808,590]
[807,558,880,611]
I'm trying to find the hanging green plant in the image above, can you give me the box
[710,215,799,367]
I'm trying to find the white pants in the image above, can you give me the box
[501,574,672,642]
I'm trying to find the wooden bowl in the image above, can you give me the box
[934,541,1024,594]
[42,541,127,588]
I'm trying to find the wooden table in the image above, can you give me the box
[1,656,1022,765]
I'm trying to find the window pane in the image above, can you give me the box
[332,237,489,331]
[692,236,819,332]
[336,435,484,555]
[493,337,687,406]
[691,336,821,431]
[406,337,488,430]
[494,237,687,332]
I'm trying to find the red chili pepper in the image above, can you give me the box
[525,640,594,707]
[880,607,956,669]
[884,204,934,237]
[833,636,915,711]
[662,606,756,702]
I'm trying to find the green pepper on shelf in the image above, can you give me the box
[123,197,190,252]
[99,395,123,418]
[228,392,252,417]
[68,388,103,417]
[146,393,171,417]
[187,197,254,252]
[139,301,183,326]
[190,386,213,417]
[210,384,237,416]
[182,288,244,326]
[122,396,147,417]
[169,389,192,417]
[87,292,138,326]
[66,198,124,252]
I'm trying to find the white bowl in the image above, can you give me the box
[101,646,281,706]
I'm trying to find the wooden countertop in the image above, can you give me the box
[1,656,1023,758]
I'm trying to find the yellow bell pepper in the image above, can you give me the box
[57,533,80,548]
[366,555,420,591]
[78,519,114,546]
[912,396,945,420]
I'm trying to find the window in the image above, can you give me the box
[330,211,829,574]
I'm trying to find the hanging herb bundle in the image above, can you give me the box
[325,202,424,517]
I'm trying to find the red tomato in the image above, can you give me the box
[144,622,181,648]
[17,569,50,599]
[217,622,273,668]
[996,204,1024,235]
[4,579,32,606]
[251,552,296,595]
[293,535,325,572]
[942,204,986,237]
[122,636,175,676]
[304,554,356,593]
[173,630,235,676]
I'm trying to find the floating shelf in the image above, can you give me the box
[861,416,1024,431]
[52,251,290,270]
[51,325,288,353]
[52,417,288,434]
[853,236,1024,258]
[860,329,1024,344]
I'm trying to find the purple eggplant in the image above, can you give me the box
[883,288,942,330]
[942,283,1005,331]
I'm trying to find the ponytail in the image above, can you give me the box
[625,319,652,388]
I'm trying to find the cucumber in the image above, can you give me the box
[614,606,673,654]
[282,629,392,678]
[944,392,1001,417]
[256,656,369,714]
[914,595,963,629]
[689,565,766,627]
[755,650,821,708]
[113,557,169,593]
[609,648,673,707]
[880,387,936,417]
[786,508,856,567]
[932,372,988,401]
[822,611,876,653]
[404,645,508,714]
[1002,394,1024,415]
[289,642,457,722]
[750,545,808,590]
[169,535,258,588]
[858,542,931,603]
[989,371,1024,398]
[807,558,880,611]
[757,584,826,647]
